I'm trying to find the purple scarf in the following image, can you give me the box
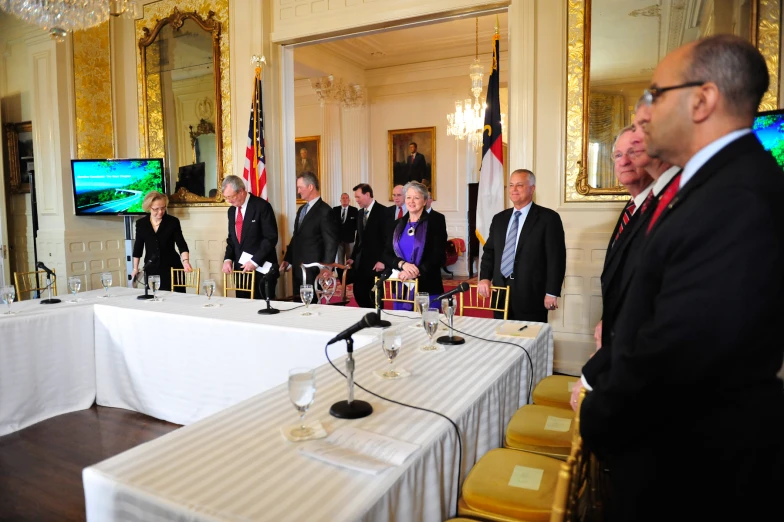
[393,218,428,265]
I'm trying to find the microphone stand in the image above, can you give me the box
[330,336,373,419]
[437,295,465,345]
[137,266,154,300]
[40,272,61,305]
[257,272,279,315]
[371,278,391,328]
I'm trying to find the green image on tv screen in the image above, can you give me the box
[71,158,165,215]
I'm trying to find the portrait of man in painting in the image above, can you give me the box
[389,126,436,199]
[294,136,320,202]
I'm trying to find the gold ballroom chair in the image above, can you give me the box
[374,276,419,309]
[532,375,579,410]
[504,404,575,459]
[171,267,201,293]
[14,269,57,300]
[459,284,510,320]
[223,270,256,299]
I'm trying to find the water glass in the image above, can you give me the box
[380,330,403,378]
[288,367,316,438]
[300,284,314,315]
[441,298,456,333]
[1,285,16,315]
[67,276,82,303]
[99,272,112,298]
[148,275,161,301]
[422,307,440,351]
[202,279,216,306]
[414,292,430,327]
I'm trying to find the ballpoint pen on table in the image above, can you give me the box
[518,325,528,331]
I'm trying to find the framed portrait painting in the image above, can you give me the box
[388,126,436,200]
[294,135,320,204]
[4,121,33,194]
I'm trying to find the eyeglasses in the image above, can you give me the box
[640,81,705,106]
[150,206,166,212]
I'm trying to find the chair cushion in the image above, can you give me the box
[459,448,561,522]
[531,375,578,409]
[504,405,574,458]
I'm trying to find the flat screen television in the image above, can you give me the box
[71,158,166,216]
[752,109,784,170]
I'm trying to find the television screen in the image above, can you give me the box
[71,158,166,215]
[752,109,784,170]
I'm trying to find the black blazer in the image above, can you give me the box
[332,205,358,244]
[224,194,278,268]
[351,201,389,275]
[480,203,566,318]
[580,134,784,520]
[404,152,427,182]
[383,209,446,297]
[133,213,188,273]
[284,198,338,282]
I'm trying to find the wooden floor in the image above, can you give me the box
[0,405,180,521]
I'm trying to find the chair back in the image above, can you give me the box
[299,262,350,305]
[171,268,201,293]
[223,270,256,299]
[14,269,57,300]
[374,277,419,308]
[460,284,510,319]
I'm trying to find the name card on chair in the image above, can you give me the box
[508,465,544,490]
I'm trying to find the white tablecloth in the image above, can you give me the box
[83,316,553,522]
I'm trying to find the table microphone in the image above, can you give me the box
[327,312,379,345]
[434,282,470,301]
[371,269,393,328]
[37,262,61,304]
[329,312,379,420]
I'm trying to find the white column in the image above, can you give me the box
[320,99,342,207]
[340,104,368,193]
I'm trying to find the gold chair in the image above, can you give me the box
[504,404,575,459]
[223,270,256,299]
[374,277,419,308]
[171,267,201,293]
[14,269,57,301]
[532,375,580,410]
[459,284,510,320]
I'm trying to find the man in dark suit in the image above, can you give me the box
[332,193,358,267]
[348,183,388,308]
[385,184,406,235]
[580,35,784,521]
[478,169,566,323]
[403,142,427,183]
[221,175,279,299]
[280,171,338,295]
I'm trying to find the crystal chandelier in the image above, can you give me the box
[446,19,485,150]
[0,0,139,41]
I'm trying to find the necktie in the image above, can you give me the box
[647,172,682,233]
[500,211,522,278]
[363,208,369,228]
[341,207,346,223]
[298,203,309,228]
[613,200,636,243]
[235,207,243,243]
[396,207,403,220]
[639,190,655,214]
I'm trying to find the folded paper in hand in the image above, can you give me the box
[495,322,542,339]
[389,269,416,292]
[238,252,272,274]
[299,426,419,475]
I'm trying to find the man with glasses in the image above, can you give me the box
[580,35,784,521]
[222,174,279,299]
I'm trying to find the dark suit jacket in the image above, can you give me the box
[480,203,566,320]
[350,202,389,306]
[385,205,406,237]
[284,198,338,286]
[580,134,784,520]
[332,205,358,244]
[133,213,188,291]
[383,209,446,297]
[224,194,278,268]
[404,152,427,182]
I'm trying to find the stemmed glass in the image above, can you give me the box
[441,298,456,335]
[1,285,16,315]
[380,330,403,378]
[288,367,316,439]
[67,276,82,303]
[148,275,161,301]
[421,307,440,351]
[202,279,217,307]
[98,272,112,298]
[300,284,314,315]
[414,292,430,327]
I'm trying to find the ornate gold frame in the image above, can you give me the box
[294,135,321,204]
[566,0,780,202]
[388,126,437,201]
[4,121,33,194]
[137,1,231,207]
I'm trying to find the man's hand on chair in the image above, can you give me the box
[478,279,492,299]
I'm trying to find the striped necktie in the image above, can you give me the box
[500,211,522,278]
[613,200,636,243]
[298,203,309,228]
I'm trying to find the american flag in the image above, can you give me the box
[243,69,267,199]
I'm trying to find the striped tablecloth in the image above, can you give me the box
[83,315,553,522]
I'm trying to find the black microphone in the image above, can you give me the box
[327,312,380,345]
[37,262,55,278]
[373,267,394,288]
[434,282,470,301]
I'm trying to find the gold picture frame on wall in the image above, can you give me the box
[294,136,320,204]
[388,127,436,200]
[4,122,33,195]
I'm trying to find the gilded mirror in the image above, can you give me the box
[566,0,780,201]
[137,2,231,206]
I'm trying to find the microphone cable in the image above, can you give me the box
[324,343,464,517]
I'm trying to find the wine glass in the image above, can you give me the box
[1,285,16,315]
[441,298,456,334]
[421,307,440,351]
[148,275,161,301]
[99,272,112,298]
[202,279,216,307]
[414,292,430,327]
[380,330,403,378]
[67,276,82,303]
[288,367,316,439]
[300,284,314,315]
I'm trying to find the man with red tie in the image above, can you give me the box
[221,175,279,299]
[580,35,784,521]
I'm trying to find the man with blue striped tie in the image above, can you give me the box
[478,169,566,322]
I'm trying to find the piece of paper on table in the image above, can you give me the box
[508,465,544,490]
[495,322,542,339]
[238,252,272,274]
[389,269,416,292]
[299,426,419,475]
